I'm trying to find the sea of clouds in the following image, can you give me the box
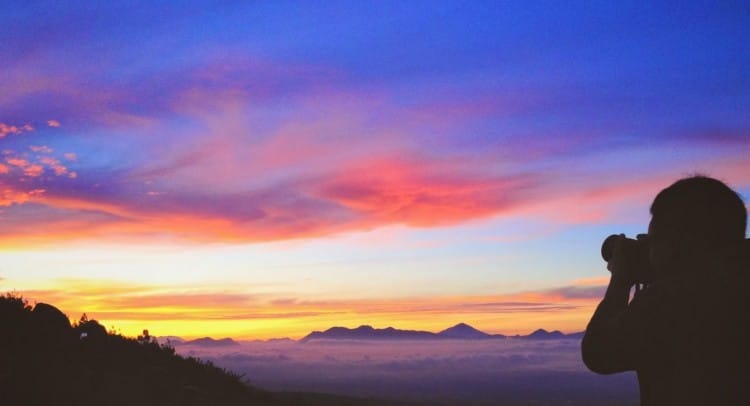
[175,338,638,405]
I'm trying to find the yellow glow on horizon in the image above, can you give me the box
[9,279,601,340]
[86,307,596,340]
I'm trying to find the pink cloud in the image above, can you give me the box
[4,138,746,246]
[317,156,536,227]
[30,145,54,153]
[4,157,45,177]
[23,164,44,177]
[0,54,747,247]
[0,122,33,138]
[39,156,68,176]
[6,157,30,167]
[47,119,61,127]
[2,149,73,180]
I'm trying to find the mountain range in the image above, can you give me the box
[302,323,581,342]
[164,323,583,345]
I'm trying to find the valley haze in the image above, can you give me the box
[168,324,635,405]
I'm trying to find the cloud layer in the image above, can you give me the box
[176,338,639,405]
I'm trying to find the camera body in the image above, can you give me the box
[601,234,653,284]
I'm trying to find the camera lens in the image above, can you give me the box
[601,234,620,261]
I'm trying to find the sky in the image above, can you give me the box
[1,1,749,339]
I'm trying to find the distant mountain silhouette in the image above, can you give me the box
[262,337,295,343]
[519,328,566,339]
[181,337,240,347]
[156,335,185,345]
[302,323,580,341]
[302,325,437,341]
[437,322,499,339]
[565,331,585,339]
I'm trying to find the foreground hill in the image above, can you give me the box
[0,294,409,406]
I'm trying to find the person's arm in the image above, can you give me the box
[582,235,648,374]
[581,273,637,373]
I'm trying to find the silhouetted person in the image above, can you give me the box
[582,175,750,405]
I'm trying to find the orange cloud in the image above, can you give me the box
[571,276,610,286]
[1,188,45,207]
[47,120,61,128]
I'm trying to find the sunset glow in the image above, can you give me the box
[1,2,749,341]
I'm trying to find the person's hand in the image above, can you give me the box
[606,234,635,287]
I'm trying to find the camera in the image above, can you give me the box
[601,234,653,283]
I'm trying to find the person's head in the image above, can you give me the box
[648,175,746,276]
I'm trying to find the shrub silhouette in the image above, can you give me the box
[74,313,108,341]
